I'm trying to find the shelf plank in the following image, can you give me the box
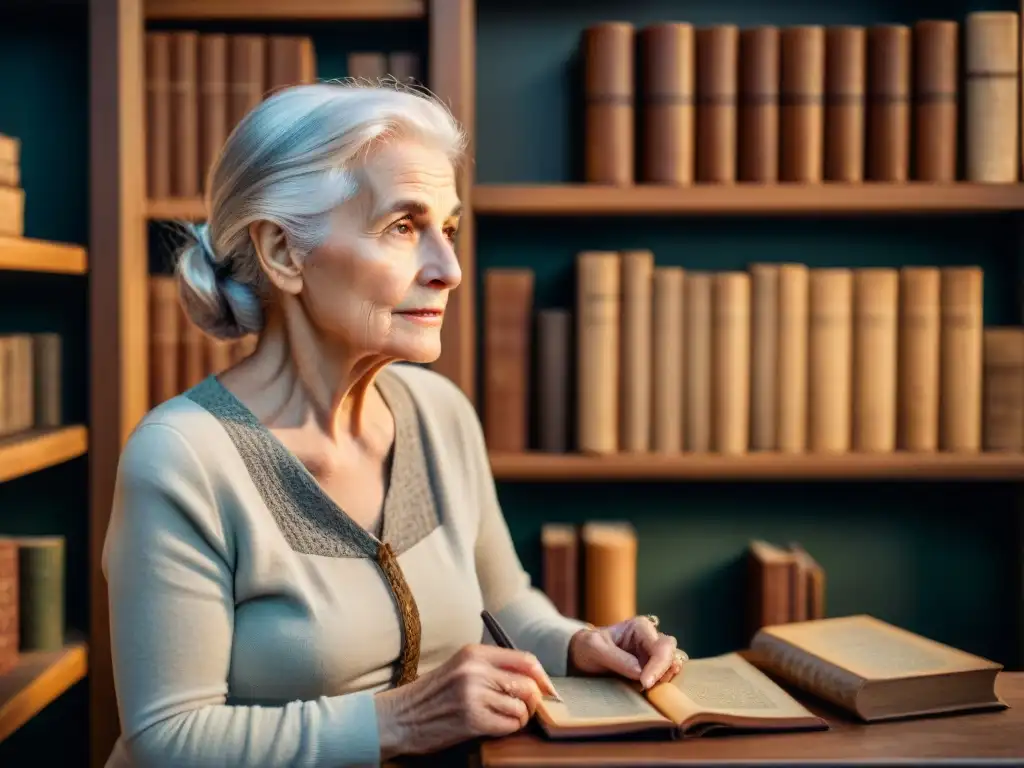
[145,0,424,20]
[147,197,205,221]
[0,427,88,484]
[0,237,87,275]
[0,641,88,744]
[472,183,1024,216]
[489,451,1024,482]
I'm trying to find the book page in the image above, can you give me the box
[539,676,670,728]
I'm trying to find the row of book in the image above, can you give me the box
[0,133,22,237]
[583,12,1021,185]
[484,259,1024,456]
[0,536,65,675]
[0,333,63,438]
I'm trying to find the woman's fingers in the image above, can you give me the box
[483,688,531,730]
[639,633,679,689]
[491,670,544,715]
[475,645,559,698]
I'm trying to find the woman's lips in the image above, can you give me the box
[394,308,445,326]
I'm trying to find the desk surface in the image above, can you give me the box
[481,672,1024,767]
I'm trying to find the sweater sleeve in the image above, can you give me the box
[102,421,381,768]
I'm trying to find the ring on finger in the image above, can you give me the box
[674,649,689,664]
[643,614,660,629]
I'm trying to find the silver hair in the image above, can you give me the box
[174,80,467,340]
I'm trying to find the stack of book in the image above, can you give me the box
[0,133,23,237]
[747,540,826,638]
[0,333,62,438]
[0,536,66,675]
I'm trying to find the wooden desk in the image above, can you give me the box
[481,673,1024,767]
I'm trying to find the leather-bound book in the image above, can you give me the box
[199,34,229,192]
[150,276,181,407]
[145,32,172,200]
[982,327,1024,451]
[780,26,825,182]
[712,272,751,455]
[581,522,637,627]
[483,269,534,454]
[348,52,386,81]
[267,36,316,95]
[388,52,420,86]
[31,333,62,428]
[8,335,33,433]
[685,272,712,451]
[640,23,694,185]
[536,309,571,453]
[17,536,65,652]
[178,302,206,391]
[788,542,826,620]
[169,32,200,198]
[866,25,911,181]
[620,251,654,452]
[0,538,17,675]
[228,35,267,130]
[777,264,809,453]
[808,269,853,453]
[940,267,984,451]
[651,267,685,453]
[913,21,958,181]
[824,26,866,182]
[738,27,780,182]
[750,264,779,451]
[541,524,579,618]
[852,269,898,453]
[898,268,941,451]
[965,12,1020,182]
[584,23,635,185]
[695,25,739,183]
[577,252,621,454]
[747,540,796,636]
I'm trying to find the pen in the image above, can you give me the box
[481,609,563,702]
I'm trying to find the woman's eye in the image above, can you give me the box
[393,221,413,236]
[443,226,458,242]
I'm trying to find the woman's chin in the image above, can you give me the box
[385,337,442,366]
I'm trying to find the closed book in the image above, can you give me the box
[620,251,654,452]
[738,27,779,182]
[267,36,316,95]
[483,269,534,454]
[577,252,621,454]
[581,522,636,627]
[651,267,685,453]
[852,269,898,453]
[940,267,984,451]
[146,32,172,199]
[541,524,579,618]
[898,267,941,451]
[695,25,739,183]
[583,23,635,185]
[684,272,712,451]
[749,264,779,451]
[788,542,826,620]
[640,24,695,185]
[780,26,825,182]
[712,272,751,455]
[747,540,796,637]
[776,264,809,453]
[965,13,1020,183]
[0,184,25,238]
[0,336,9,436]
[170,31,200,198]
[387,52,419,86]
[348,52,386,81]
[17,536,65,652]
[199,34,229,190]
[866,25,911,181]
[982,327,1024,451]
[0,538,17,675]
[8,335,34,433]
[31,333,62,429]
[824,26,866,182]
[229,35,267,131]
[536,309,571,453]
[808,269,853,453]
[150,275,181,406]
[913,21,959,182]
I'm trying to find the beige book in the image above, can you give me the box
[749,264,779,451]
[751,615,1005,722]
[809,269,853,453]
[940,267,983,451]
[788,542,825,620]
[0,186,24,238]
[852,268,898,452]
[684,272,712,452]
[898,267,941,451]
[620,251,654,452]
[712,272,751,454]
[982,327,1024,451]
[581,522,636,627]
[577,252,621,454]
[651,267,685,453]
[777,264,809,452]
[964,12,1020,183]
[537,652,827,739]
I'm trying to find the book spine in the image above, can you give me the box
[940,267,984,451]
[541,524,579,619]
[170,32,200,198]
[584,23,635,185]
[913,21,959,182]
[965,12,1020,182]
[31,333,62,429]
[229,35,267,131]
[0,186,24,237]
[780,26,825,182]
[146,33,172,199]
[12,335,33,433]
[750,264,779,451]
[536,309,571,453]
[738,26,780,182]
[483,269,534,453]
[18,537,65,652]
[348,52,387,81]
[651,267,685,453]
[866,25,911,181]
[712,272,751,455]
[640,23,695,185]
[898,267,941,451]
[777,264,810,453]
[853,269,899,452]
[0,539,17,675]
[684,272,712,451]
[982,328,1024,451]
[620,251,654,452]
[387,52,420,86]
[809,269,853,453]
[0,336,9,436]
[695,25,739,183]
[582,523,637,627]
[824,26,866,182]
[150,275,181,407]
[199,34,229,192]
[576,252,621,454]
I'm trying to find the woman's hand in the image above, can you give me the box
[374,644,559,760]
[568,615,685,691]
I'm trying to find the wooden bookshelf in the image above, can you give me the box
[0,427,89,484]
[489,451,1024,482]
[472,183,1024,216]
[145,0,424,20]
[0,237,87,275]
[0,641,88,744]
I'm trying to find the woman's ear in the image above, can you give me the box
[250,220,303,295]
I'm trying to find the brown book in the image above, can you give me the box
[824,26,866,182]
[146,32,172,200]
[640,24,695,185]
[913,21,959,182]
[0,336,9,435]
[0,538,17,676]
[150,275,181,406]
[0,184,25,237]
[581,522,636,627]
[777,264,809,453]
[387,52,419,86]
[808,269,853,453]
[684,272,712,452]
[965,13,1020,183]
[0,161,18,188]
[749,264,779,451]
[199,34,229,191]
[788,542,826,621]
[696,26,739,183]
[267,36,316,95]
[4,335,34,434]
[584,23,634,185]
[852,269,898,453]
[898,267,941,451]
[577,252,621,454]
[747,540,796,636]
[982,327,1024,451]
[31,333,62,429]
[940,267,984,451]
[348,52,386,81]
[750,615,1006,722]
[536,309,571,453]
[483,269,534,454]
[541,524,579,618]
[738,27,779,182]
[620,251,653,452]
[780,26,825,182]
[712,272,750,455]
[651,267,684,453]
[178,302,206,392]
[229,35,267,131]
[169,32,200,198]
[537,651,827,739]
[866,25,911,181]
[0,134,19,167]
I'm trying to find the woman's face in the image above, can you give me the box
[301,139,462,364]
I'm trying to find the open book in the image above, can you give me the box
[536,651,828,739]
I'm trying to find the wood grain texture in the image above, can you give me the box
[0,237,87,275]
[0,641,88,744]
[0,427,88,484]
[145,0,424,19]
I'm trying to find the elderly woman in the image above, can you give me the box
[102,82,683,767]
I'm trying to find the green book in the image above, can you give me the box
[17,536,65,652]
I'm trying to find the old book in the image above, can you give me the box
[749,264,779,451]
[31,333,62,428]
[483,269,534,454]
[387,52,420,86]
[780,26,825,182]
[170,31,200,198]
[581,522,636,627]
[7,335,34,433]
[695,25,739,183]
[777,264,809,453]
[738,26,779,182]
[640,24,694,185]
[267,36,316,95]
[0,161,18,188]
[577,252,621,454]
[0,185,25,237]
[913,21,958,182]
[747,540,796,636]
[651,267,684,453]
[712,272,750,455]
[866,25,911,181]
[146,32,172,200]
[898,267,941,451]
[982,327,1024,451]
[541,524,579,618]
[583,23,634,185]
[0,134,19,167]
[536,309,571,453]
[824,26,866,182]
[150,275,181,407]
[751,615,1006,722]
[852,269,898,453]
[348,52,387,82]
[620,251,653,452]
[0,336,9,435]
[0,538,17,676]
[965,12,1019,183]
[178,301,207,391]
[229,35,267,130]
[940,267,984,451]
[199,34,229,192]
[17,536,65,652]
[788,542,826,620]
[684,272,712,452]
[808,269,853,453]
[538,652,827,739]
